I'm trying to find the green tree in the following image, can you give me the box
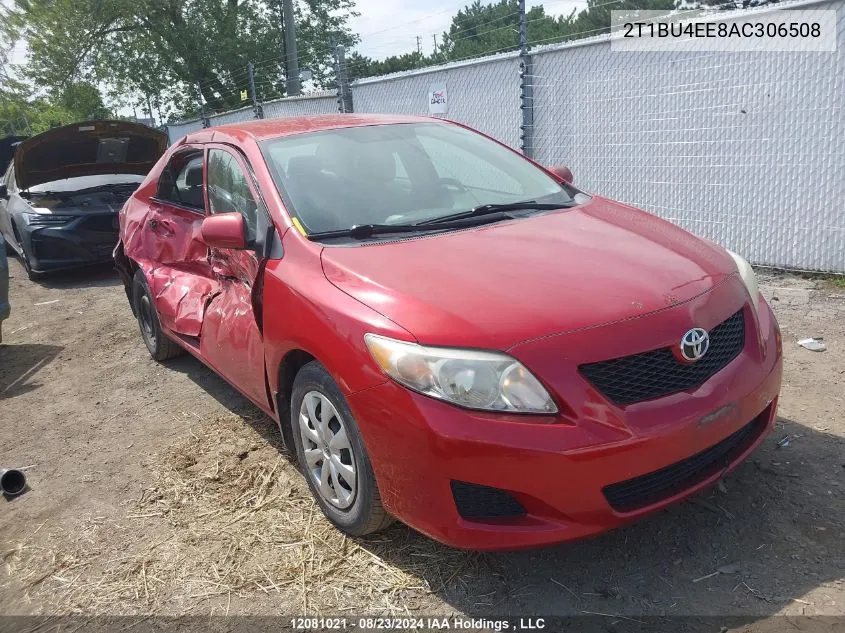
[567,0,675,42]
[59,82,113,120]
[441,0,573,60]
[1,79,113,136]
[2,0,359,117]
[438,0,678,59]
[346,51,432,81]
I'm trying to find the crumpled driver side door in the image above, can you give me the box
[198,144,270,408]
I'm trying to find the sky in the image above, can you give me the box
[347,0,587,58]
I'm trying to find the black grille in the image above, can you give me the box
[451,481,526,519]
[78,213,119,233]
[603,407,769,512]
[89,242,116,258]
[580,310,746,406]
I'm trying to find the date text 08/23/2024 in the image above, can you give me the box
[289,617,547,631]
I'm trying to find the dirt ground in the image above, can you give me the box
[0,258,843,621]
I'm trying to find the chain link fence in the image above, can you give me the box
[165,0,844,272]
[353,53,522,149]
[530,3,844,271]
[262,90,338,118]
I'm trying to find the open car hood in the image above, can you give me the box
[14,120,167,191]
[1,135,27,177]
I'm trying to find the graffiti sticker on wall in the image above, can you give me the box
[428,83,448,115]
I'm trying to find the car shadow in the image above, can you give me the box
[0,343,63,399]
[352,416,843,620]
[162,354,286,452]
[33,264,122,290]
[7,256,122,289]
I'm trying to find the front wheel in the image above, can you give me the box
[291,361,393,536]
[131,269,184,361]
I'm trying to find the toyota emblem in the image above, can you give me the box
[680,328,710,362]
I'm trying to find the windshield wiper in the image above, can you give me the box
[306,213,512,241]
[417,201,572,225]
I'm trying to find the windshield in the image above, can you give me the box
[27,174,145,194]
[260,122,572,234]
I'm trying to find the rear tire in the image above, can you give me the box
[131,269,184,361]
[291,361,393,536]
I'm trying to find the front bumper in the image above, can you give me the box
[347,288,782,550]
[19,214,119,273]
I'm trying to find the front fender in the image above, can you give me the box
[261,235,414,400]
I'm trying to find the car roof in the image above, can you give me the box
[183,114,447,145]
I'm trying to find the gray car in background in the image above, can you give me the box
[0,232,9,344]
[0,121,167,280]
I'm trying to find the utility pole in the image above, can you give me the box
[281,0,301,96]
[432,34,438,58]
[247,62,264,118]
[518,0,534,158]
[334,44,353,113]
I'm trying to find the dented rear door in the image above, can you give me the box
[121,147,218,338]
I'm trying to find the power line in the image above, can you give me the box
[353,1,471,40]
[343,0,746,75]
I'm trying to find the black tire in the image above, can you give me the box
[131,269,184,361]
[290,361,393,536]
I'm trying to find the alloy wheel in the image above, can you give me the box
[298,391,357,509]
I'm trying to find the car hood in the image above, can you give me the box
[14,121,167,191]
[321,198,739,350]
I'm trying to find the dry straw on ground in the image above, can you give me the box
[3,413,498,614]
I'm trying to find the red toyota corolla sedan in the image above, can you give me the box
[115,115,782,550]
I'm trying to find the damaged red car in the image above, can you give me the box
[116,115,782,550]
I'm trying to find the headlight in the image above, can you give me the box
[726,249,760,304]
[364,334,557,414]
[22,213,73,226]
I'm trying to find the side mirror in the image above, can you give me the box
[0,184,7,199]
[549,165,573,184]
[201,212,247,249]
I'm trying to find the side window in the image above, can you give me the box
[159,153,204,210]
[207,149,258,242]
